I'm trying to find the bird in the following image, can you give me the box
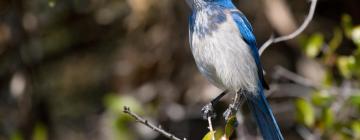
[187,0,284,139]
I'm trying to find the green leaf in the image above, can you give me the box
[104,94,142,115]
[32,123,48,140]
[351,121,360,139]
[355,54,360,77]
[329,28,343,51]
[202,131,216,140]
[225,116,237,138]
[322,71,334,88]
[295,99,315,127]
[214,129,224,140]
[337,56,356,79]
[311,90,333,107]
[349,94,360,106]
[352,26,360,47]
[322,108,334,129]
[10,131,23,140]
[342,14,353,38]
[303,33,324,58]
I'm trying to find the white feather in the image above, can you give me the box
[191,10,259,93]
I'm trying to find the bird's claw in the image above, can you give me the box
[223,108,232,121]
[223,104,237,121]
[201,103,216,120]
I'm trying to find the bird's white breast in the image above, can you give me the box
[191,11,259,93]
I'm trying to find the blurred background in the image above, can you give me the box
[0,0,359,140]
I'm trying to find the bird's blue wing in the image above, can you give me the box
[230,11,284,140]
[230,11,269,89]
[189,13,195,49]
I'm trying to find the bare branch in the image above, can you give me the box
[207,117,216,140]
[273,66,320,89]
[259,0,318,55]
[296,126,320,140]
[123,106,186,140]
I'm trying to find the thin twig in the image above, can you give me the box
[259,0,318,55]
[273,66,320,89]
[332,80,353,120]
[207,117,216,140]
[123,106,186,140]
[296,126,319,140]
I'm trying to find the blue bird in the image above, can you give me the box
[187,0,284,139]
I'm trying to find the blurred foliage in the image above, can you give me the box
[296,14,360,140]
[10,131,23,140]
[32,123,48,140]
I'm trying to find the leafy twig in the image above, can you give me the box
[123,106,187,140]
[259,0,318,55]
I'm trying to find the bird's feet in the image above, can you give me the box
[223,92,242,121]
[201,103,216,120]
[223,103,237,121]
[201,90,228,120]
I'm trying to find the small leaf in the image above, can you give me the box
[351,121,360,139]
[322,71,334,88]
[352,26,360,47]
[202,131,216,140]
[322,108,334,129]
[104,94,142,115]
[337,56,356,79]
[349,94,360,106]
[295,99,315,127]
[214,129,224,140]
[224,116,237,138]
[342,14,353,38]
[32,123,48,140]
[311,90,333,107]
[303,33,324,58]
[329,28,343,51]
[10,131,23,140]
[324,28,343,65]
[355,54,360,77]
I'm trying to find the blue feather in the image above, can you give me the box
[189,13,195,49]
[231,10,283,140]
[247,84,284,140]
[230,11,269,89]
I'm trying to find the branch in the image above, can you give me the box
[207,117,216,140]
[123,106,186,140]
[296,126,320,140]
[273,66,320,89]
[259,0,318,55]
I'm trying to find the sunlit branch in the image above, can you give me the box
[259,0,318,55]
[207,117,215,140]
[123,106,186,140]
[273,66,320,89]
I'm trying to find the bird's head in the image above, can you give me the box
[186,0,235,10]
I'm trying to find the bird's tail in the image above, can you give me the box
[246,87,284,140]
